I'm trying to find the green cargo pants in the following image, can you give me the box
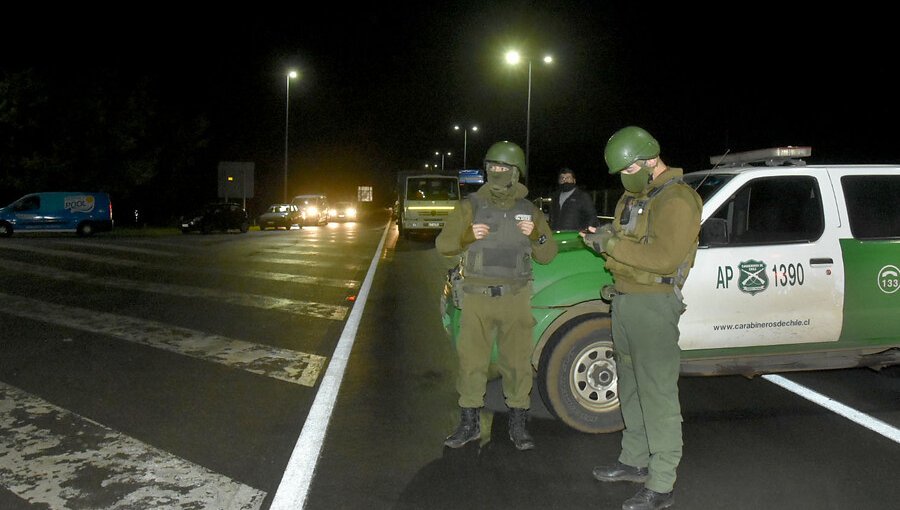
[612,291,684,493]
[455,284,534,409]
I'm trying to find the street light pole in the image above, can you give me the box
[525,59,532,174]
[434,151,452,172]
[454,125,478,170]
[505,51,552,189]
[284,70,298,203]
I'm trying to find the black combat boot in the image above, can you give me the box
[444,407,481,448]
[622,487,674,510]
[508,408,535,450]
[593,461,649,483]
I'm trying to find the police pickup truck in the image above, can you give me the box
[440,147,900,433]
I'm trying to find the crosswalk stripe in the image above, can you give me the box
[0,292,326,387]
[0,382,267,510]
[3,259,349,321]
[0,244,361,289]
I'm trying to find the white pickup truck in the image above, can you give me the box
[442,146,900,433]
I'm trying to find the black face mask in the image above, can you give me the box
[559,182,576,192]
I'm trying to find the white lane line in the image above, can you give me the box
[0,382,267,510]
[250,256,364,271]
[269,220,390,510]
[0,243,361,289]
[0,292,326,387]
[48,240,179,257]
[762,374,900,443]
[3,259,349,321]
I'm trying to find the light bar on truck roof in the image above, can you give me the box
[710,146,812,166]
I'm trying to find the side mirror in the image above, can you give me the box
[699,218,728,247]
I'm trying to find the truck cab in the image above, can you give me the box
[395,172,460,238]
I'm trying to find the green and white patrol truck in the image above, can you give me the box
[441,146,900,433]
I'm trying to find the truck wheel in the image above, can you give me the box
[0,221,12,237]
[537,315,624,434]
[76,222,94,237]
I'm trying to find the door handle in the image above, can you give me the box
[810,258,833,265]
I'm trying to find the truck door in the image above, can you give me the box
[679,173,844,350]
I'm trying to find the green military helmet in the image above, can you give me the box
[604,126,660,174]
[484,141,526,182]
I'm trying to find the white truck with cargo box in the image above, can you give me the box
[394,171,460,238]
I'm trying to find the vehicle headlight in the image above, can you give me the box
[329,208,337,216]
[306,206,318,215]
[347,208,357,217]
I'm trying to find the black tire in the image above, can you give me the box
[240,221,249,233]
[537,315,624,434]
[0,221,12,237]
[76,222,94,237]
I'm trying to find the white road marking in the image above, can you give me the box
[0,292,325,387]
[763,374,900,443]
[0,242,361,289]
[269,220,390,510]
[2,259,349,321]
[0,382,267,510]
[48,240,179,257]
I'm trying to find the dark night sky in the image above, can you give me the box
[5,1,898,205]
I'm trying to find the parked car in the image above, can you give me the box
[258,203,301,230]
[181,202,249,234]
[0,191,113,237]
[329,201,358,222]
[441,146,900,434]
[291,194,329,226]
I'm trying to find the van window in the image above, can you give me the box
[15,196,40,212]
[708,176,824,245]
[841,175,900,239]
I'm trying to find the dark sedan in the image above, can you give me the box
[181,202,250,234]
[258,203,301,230]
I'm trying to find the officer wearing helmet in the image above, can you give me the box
[436,140,557,451]
[581,126,701,510]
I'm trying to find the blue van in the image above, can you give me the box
[0,192,114,237]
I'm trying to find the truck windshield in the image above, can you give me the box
[406,177,459,201]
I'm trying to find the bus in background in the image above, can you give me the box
[394,171,460,239]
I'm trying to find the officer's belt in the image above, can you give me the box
[655,276,676,285]
[463,282,526,297]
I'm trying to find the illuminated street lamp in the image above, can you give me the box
[453,124,478,170]
[434,151,452,172]
[284,70,298,203]
[505,50,553,184]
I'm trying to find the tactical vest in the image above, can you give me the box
[463,195,534,281]
[606,177,703,289]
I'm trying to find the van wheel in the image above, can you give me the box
[0,221,12,237]
[537,315,624,434]
[240,221,249,233]
[76,222,94,237]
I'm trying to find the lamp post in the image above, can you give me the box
[434,151,452,172]
[505,51,553,185]
[453,125,478,170]
[283,70,298,203]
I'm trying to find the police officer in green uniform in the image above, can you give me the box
[582,126,702,510]
[436,141,557,450]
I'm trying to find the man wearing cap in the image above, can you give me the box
[581,126,702,510]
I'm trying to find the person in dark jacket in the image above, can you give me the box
[549,167,599,231]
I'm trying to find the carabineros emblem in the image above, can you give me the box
[738,259,768,295]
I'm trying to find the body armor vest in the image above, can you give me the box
[463,195,534,281]
[607,178,702,288]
